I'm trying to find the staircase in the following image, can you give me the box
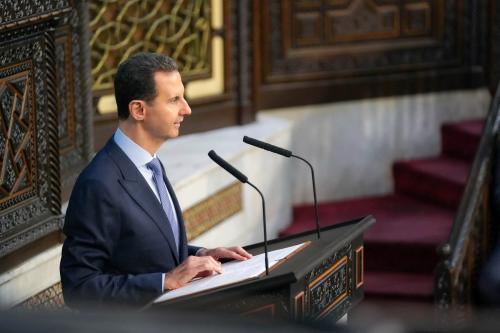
[280,119,484,303]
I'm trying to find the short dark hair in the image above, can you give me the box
[114,52,179,120]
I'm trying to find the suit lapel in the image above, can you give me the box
[104,139,180,264]
[160,160,188,262]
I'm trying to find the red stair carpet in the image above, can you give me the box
[280,119,484,303]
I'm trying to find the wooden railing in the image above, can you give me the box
[434,84,500,312]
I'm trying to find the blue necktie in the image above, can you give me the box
[146,158,179,252]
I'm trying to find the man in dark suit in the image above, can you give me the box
[60,53,251,310]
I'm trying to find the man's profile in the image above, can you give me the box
[60,52,251,310]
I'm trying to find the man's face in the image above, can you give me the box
[143,71,191,141]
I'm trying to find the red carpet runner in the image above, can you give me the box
[280,119,484,302]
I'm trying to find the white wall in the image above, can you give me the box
[265,89,490,205]
[159,116,294,247]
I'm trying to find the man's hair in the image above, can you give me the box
[114,52,179,120]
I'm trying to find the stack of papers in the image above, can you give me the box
[154,242,308,303]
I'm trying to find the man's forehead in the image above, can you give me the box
[154,71,183,92]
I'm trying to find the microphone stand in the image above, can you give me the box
[242,136,321,240]
[247,180,269,275]
[208,150,269,275]
[291,154,320,240]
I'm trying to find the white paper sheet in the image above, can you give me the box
[153,242,307,303]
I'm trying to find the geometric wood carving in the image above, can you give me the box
[0,32,63,256]
[0,0,92,257]
[0,68,36,206]
[0,0,74,256]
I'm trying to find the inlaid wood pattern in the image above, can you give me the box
[183,182,242,240]
[0,68,36,205]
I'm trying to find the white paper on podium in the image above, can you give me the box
[153,242,308,303]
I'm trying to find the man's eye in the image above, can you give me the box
[170,97,179,103]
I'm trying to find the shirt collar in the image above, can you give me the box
[113,128,157,168]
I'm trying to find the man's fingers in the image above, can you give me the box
[231,246,253,259]
[202,247,253,261]
[219,247,252,260]
[194,256,222,274]
[214,248,247,261]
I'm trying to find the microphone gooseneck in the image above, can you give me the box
[208,150,269,275]
[242,136,321,239]
[246,180,269,275]
[290,154,320,239]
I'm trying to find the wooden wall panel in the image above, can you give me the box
[56,2,94,201]
[0,27,63,256]
[254,0,489,110]
[0,1,93,257]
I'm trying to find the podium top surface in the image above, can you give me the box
[150,215,375,308]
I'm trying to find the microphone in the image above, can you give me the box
[242,136,292,157]
[208,150,269,275]
[242,136,321,239]
[208,150,248,183]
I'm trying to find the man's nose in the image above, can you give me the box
[181,99,191,115]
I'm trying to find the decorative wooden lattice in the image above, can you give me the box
[89,0,212,93]
[0,69,36,205]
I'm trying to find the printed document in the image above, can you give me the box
[154,242,308,303]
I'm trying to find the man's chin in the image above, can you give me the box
[164,131,180,140]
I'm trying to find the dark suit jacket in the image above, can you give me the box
[60,138,199,309]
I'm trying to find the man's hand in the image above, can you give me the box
[196,246,253,261]
[163,255,222,290]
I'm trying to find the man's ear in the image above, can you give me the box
[129,100,146,121]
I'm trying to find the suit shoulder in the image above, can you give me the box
[75,148,120,187]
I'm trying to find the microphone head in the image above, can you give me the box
[208,150,248,183]
[208,149,217,160]
[243,136,292,157]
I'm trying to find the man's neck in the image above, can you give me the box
[118,122,163,156]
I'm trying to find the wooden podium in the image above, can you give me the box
[149,216,375,322]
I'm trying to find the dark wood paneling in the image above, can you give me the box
[56,1,93,201]
[0,1,92,257]
[254,0,489,110]
[0,19,64,257]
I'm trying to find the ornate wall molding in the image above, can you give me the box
[89,0,212,94]
[183,182,242,241]
[20,282,65,311]
[56,1,94,200]
[0,0,92,257]
[0,30,63,256]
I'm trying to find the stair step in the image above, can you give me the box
[393,156,471,209]
[441,119,483,161]
[364,271,434,302]
[282,195,453,273]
